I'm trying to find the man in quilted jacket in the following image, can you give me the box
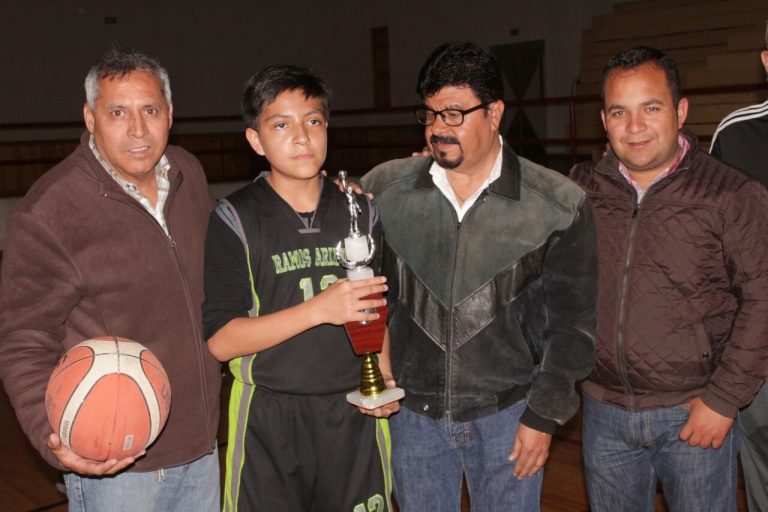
[570,46,768,511]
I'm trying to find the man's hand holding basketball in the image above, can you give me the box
[48,433,143,476]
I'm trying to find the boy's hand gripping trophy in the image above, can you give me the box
[336,171,404,409]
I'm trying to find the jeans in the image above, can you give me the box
[582,395,740,512]
[64,446,220,512]
[389,400,542,512]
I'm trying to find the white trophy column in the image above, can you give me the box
[343,236,373,280]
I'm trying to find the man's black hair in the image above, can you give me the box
[241,65,331,129]
[416,42,504,104]
[601,46,682,107]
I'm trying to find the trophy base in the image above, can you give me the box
[346,387,405,410]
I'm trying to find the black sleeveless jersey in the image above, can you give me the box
[203,175,380,394]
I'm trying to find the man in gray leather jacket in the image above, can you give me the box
[362,41,597,512]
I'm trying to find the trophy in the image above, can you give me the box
[336,171,404,409]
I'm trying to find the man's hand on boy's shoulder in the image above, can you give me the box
[356,378,401,418]
[323,170,373,199]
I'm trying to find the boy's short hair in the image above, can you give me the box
[241,65,332,129]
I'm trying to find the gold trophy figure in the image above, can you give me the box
[336,171,404,409]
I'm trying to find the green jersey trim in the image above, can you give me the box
[217,199,262,511]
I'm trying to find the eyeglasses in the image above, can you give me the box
[415,102,490,126]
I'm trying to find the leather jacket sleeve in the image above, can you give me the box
[522,196,598,431]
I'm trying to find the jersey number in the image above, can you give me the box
[298,275,338,301]
[353,495,385,512]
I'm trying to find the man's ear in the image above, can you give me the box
[245,127,265,156]
[83,103,95,133]
[600,109,607,131]
[761,50,768,76]
[676,98,689,129]
[488,99,505,131]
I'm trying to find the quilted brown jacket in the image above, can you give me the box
[570,130,768,418]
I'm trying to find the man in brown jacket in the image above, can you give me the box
[570,46,768,512]
[0,48,221,511]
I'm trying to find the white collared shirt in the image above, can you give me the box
[89,134,171,236]
[429,135,504,221]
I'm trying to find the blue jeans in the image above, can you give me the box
[389,400,542,512]
[64,447,220,512]
[582,395,740,512]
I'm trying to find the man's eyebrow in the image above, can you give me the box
[605,98,663,111]
[103,101,163,109]
[425,103,463,110]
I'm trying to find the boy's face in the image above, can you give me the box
[245,89,328,184]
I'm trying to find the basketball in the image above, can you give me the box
[45,337,171,461]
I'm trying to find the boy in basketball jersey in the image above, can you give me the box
[202,65,396,512]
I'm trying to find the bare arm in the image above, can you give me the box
[208,276,387,361]
[378,327,393,379]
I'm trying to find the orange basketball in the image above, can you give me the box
[45,337,171,461]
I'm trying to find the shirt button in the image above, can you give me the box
[702,352,710,360]
[422,404,430,412]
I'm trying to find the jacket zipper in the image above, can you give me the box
[103,185,214,448]
[444,193,488,417]
[444,218,461,417]
[615,200,640,410]
[601,156,692,411]
[163,185,215,450]
[166,225,214,449]
[612,167,686,411]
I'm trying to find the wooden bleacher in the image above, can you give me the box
[3,2,768,197]
[0,124,423,198]
[575,0,768,156]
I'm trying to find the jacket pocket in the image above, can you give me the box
[516,313,540,366]
[693,322,714,373]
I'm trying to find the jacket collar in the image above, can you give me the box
[595,127,700,177]
[413,142,521,200]
[77,131,180,189]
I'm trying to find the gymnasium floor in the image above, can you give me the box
[0,374,746,511]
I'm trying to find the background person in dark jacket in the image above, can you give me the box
[0,48,221,511]
[710,24,768,512]
[570,46,768,512]
[363,42,598,512]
